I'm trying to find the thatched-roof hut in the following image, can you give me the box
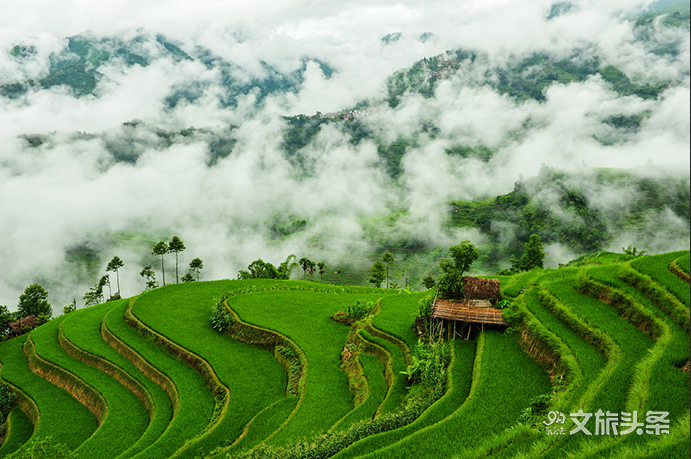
[8,315,37,337]
[432,299,508,326]
[462,277,501,302]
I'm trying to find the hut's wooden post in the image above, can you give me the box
[447,322,451,341]
[439,320,444,341]
[466,323,472,340]
[453,321,456,341]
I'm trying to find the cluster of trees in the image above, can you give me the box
[238,255,298,280]
[237,255,326,281]
[81,235,204,307]
[1,235,205,337]
[84,256,124,306]
[417,236,544,295]
[418,236,544,299]
[0,283,52,340]
[145,237,205,288]
[151,236,187,285]
[299,257,326,281]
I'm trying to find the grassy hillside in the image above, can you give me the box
[0,250,688,458]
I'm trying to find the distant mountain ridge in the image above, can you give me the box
[1,32,335,108]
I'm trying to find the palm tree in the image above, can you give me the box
[299,257,311,280]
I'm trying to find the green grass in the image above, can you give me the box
[632,251,691,307]
[0,336,97,454]
[590,251,638,265]
[524,286,606,408]
[131,281,289,458]
[486,431,545,459]
[218,397,298,457]
[674,254,690,275]
[227,286,384,445]
[104,298,215,459]
[333,338,476,459]
[61,299,173,459]
[0,407,33,457]
[371,294,426,350]
[538,277,656,458]
[29,314,150,459]
[2,251,689,458]
[331,353,387,431]
[362,331,551,459]
[502,270,546,297]
[588,265,690,422]
[568,268,678,457]
[547,279,654,412]
[619,265,690,332]
[643,438,691,459]
[359,330,407,415]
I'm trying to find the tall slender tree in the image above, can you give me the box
[100,274,111,298]
[307,260,316,279]
[168,236,186,283]
[318,261,326,280]
[106,256,124,296]
[152,241,169,285]
[382,252,395,288]
[189,258,204,281]
[299,257,311,280]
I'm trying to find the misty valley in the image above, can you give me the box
[0,1,689,458]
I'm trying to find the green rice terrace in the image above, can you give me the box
[0,251,689,458]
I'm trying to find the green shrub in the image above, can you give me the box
[344,300,374,320]
[0,382,16,426]
[417,293,434,320]
[228,382,446,459]
[36,312,51,326]
[209,299,235,332]
[276,345,297,360]
[401,340,451,388]
[495,299,512,309]
[516,393,552,426]
[7,437,71,459]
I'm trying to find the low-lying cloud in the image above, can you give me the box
[0,0,688,309]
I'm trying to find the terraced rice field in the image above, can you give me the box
[0,251,688,458]
[631,251,691,307]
